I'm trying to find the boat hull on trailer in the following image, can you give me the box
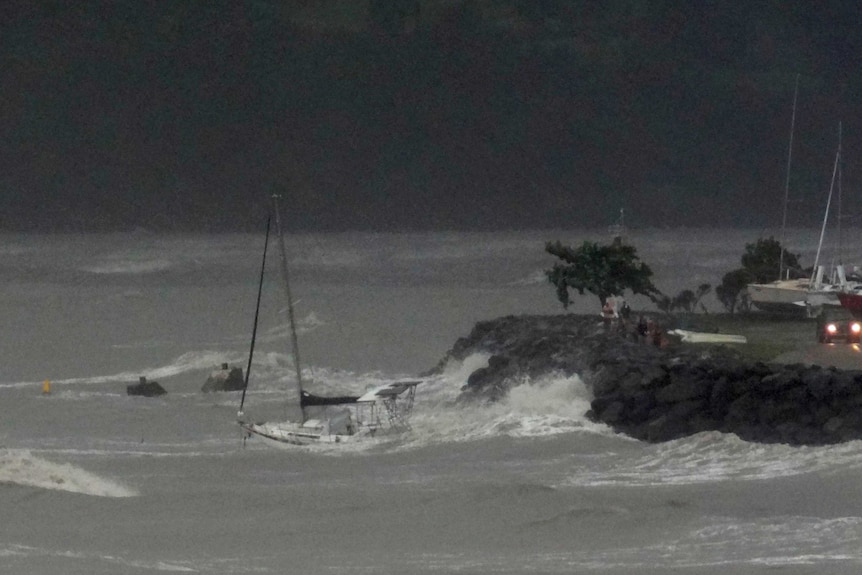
[748,278,847,315]
[747,279,810,314]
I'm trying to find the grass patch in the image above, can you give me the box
[667,312,815,363]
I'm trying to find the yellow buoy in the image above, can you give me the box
[42,380,51,395]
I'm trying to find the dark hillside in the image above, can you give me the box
[2,1,860,231]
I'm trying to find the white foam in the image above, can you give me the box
[256,311,324,344]
[0,544,195,571]
[0,449,138,497]
[82,258,174,275]
[404,369,607,447]
[0,350,246,389]
[566,432,862,487]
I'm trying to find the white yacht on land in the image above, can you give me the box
[748,265,850,316]
[749,117,858,317]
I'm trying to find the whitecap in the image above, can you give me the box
[0,449,138,497]
[82,258,174,275]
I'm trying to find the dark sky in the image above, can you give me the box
[2,0,861,232]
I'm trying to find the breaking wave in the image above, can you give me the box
[0,449,137,497]
[82,258,175,275]
[563,432,862,487]
[405,366,608,447]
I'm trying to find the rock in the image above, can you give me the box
[802,367,834,400]
[654,376,712,403]
[127,376,166,397]
[437,313,862,446]
[202,364,245,392]
[597,400,626,423]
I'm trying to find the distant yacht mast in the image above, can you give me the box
[810,124,842,289]
[779,74,799,281]
[836,122,844,267]
[609,208,626,243]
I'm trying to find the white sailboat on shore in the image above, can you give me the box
[237,195,420,447]
[748,165,856,315]
[748,83,856,315]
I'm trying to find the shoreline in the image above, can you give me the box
[442,312,862,445]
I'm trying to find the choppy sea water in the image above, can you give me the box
[2,228,862,574]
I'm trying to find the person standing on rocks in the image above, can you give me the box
[619,300,631,320]
[636,315,648,342]
[602,299,615,328]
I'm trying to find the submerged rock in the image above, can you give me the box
[201,364,245,392]
[436,313,862,446]
[127,376,166,397]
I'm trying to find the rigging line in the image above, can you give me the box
[837,122,843,265]
[238,214,271,416]
[272,194,307,422]
[779,73,799,280]
[811,138,841,289]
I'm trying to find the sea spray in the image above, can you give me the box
[407,371,609,446]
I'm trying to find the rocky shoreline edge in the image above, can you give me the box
[430,314,862,446]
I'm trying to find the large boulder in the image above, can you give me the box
[202,364,245,392]
[127,376,166,397]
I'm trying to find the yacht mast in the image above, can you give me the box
[779,74,799,281]
[811,135,841,289]
[837,122,844,267]
[272,194,306,422]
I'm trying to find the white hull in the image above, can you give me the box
[239,381,420,448]
[748,279,809,308]
[747,279,843,314]
[240,421,366,447]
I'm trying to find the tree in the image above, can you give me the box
[658,283,712,315]
[545,239,659,308]
[673,283,713,313]
[653,293,673,315]
[692,283,712,312]
[716,269,752,314]
[671,289,696,313]
[742,237,802,283]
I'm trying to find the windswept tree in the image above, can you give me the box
[671,289,697,313]
[671,283,712,313]
[545,240,659,308]
[716,269,752,314]
[652,283,713,315]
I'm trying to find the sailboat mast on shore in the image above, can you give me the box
[747,76,811,315]
[747,82,856,315]
[778,74,799,281]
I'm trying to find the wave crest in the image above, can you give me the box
[0,449,138,497]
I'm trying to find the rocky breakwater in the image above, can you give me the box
[439,314,862,445]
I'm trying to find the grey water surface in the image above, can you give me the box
[2,228,861,574]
